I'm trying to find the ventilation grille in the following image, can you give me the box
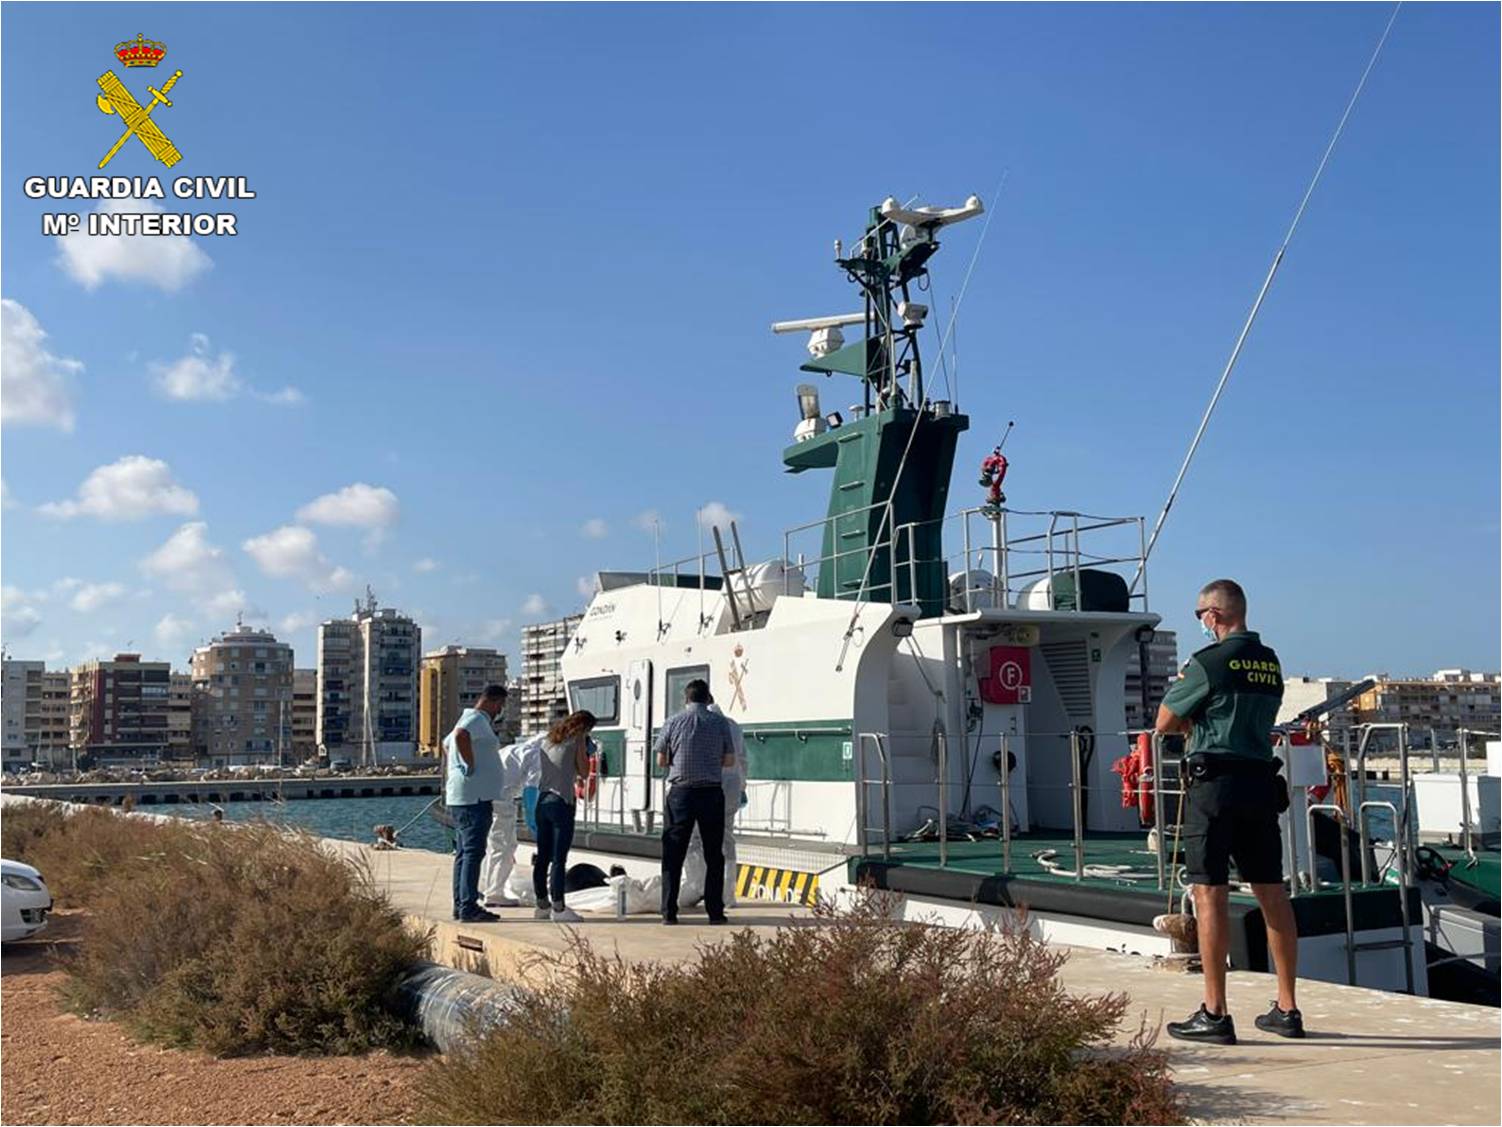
[1039,640,1093,722]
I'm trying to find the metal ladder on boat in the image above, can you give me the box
[710,521,759,631]
[1304,723,1417,992]
[854,732,892,861]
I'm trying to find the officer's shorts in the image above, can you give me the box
[1181,768,1284,886]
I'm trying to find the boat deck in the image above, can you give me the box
[335,837,1501,1126]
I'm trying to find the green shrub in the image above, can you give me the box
[416,895,1182,1125]
[4,803,430,1057]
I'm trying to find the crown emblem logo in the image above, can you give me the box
[115,33,167,68]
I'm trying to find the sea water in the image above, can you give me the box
[172,794,452,853]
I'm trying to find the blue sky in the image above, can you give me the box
[1,2,1496,679]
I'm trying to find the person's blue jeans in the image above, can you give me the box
[533,793,576,910]
[449,801,494,919]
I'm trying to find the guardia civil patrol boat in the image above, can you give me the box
[549,193,1431,996]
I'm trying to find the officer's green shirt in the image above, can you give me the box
[1160,630,1284,761]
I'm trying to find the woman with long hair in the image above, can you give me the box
[533,709,595,922]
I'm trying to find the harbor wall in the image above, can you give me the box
[0,775,441,807]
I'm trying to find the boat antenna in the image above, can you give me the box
[696,505,706,631]
[652,515,665,640]
[836,172,1008,672]
[1131,3,1400,593]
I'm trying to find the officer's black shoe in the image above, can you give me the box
[1167,1005,1237,1045]
[1253,1001,1306,1038]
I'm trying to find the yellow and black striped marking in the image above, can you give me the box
[736,864,819,906]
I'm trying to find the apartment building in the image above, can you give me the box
[317,593,421,764]
[70,654,172,767]
[292,668,317,761]
[1352,670,1500,745]
[190,625,296,766]
[39,669,70,768]
[1123,630,1178,734]
[2,660,78,771]
[519,614,582,736]
[2,660,42,772]
[418,645,509,757]
[168,671,194,761]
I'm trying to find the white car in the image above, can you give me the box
[1,859,52,942]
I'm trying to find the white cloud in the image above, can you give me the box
[296,483,399,529]
[56,198,212,291]
[581,518,608,539]
[632,509,664,533]
[70,581,127,613]
[475,618,512,643]
[296,483,399,549]
[40,455,199,521]
[413,557,440,573]
[203,589,261,620]
[138,523,248,624]
[0,479,13,509]
[142,523,230,591]
[278,611,317,635]
[521,593,549,616]
[151,333,240,401]
[255,386,306,407]
[1,586,43,639]
[576,575,599,599]
[154,612,196,651]
[697,501,741,531]
[242,524,353,592]
[1,299,81,431]
[149,334,306,407]
[77,640,113,663]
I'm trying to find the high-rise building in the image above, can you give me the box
[168,672,194,761]
[190,625,296,766]
[39,669,70,769]
[317,592,421,765]
[519,614,582,736]
[1352,671,1500,746]
[70,654,172,767]
[3,660,75,771]
[1123,630,1178,734]
[419,645,509,757]
[2,660,43,772]
[292,668,317,762]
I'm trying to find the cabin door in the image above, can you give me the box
[625,659,653,812]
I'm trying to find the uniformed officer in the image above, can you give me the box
[1156,579,1305,1045]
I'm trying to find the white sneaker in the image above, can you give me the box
[551,907,583,923]
[533,906,552,920]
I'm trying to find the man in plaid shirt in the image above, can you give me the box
[655,678,737,924]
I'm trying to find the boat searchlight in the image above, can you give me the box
[793,383,826,443]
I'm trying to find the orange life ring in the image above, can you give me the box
[575,752,599,801]
[1135,732,1155,827]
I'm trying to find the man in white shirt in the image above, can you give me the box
[481,736,542,908]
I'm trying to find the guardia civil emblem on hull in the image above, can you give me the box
[95,34,184,169]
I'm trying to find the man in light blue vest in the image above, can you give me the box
[444,684,508,922]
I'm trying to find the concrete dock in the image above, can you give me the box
[340,839,1502,1127]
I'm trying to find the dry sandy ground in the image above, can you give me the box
[0,913,429,1126]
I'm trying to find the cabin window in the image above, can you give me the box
[568,676,620,724]
[663,665,711,715]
